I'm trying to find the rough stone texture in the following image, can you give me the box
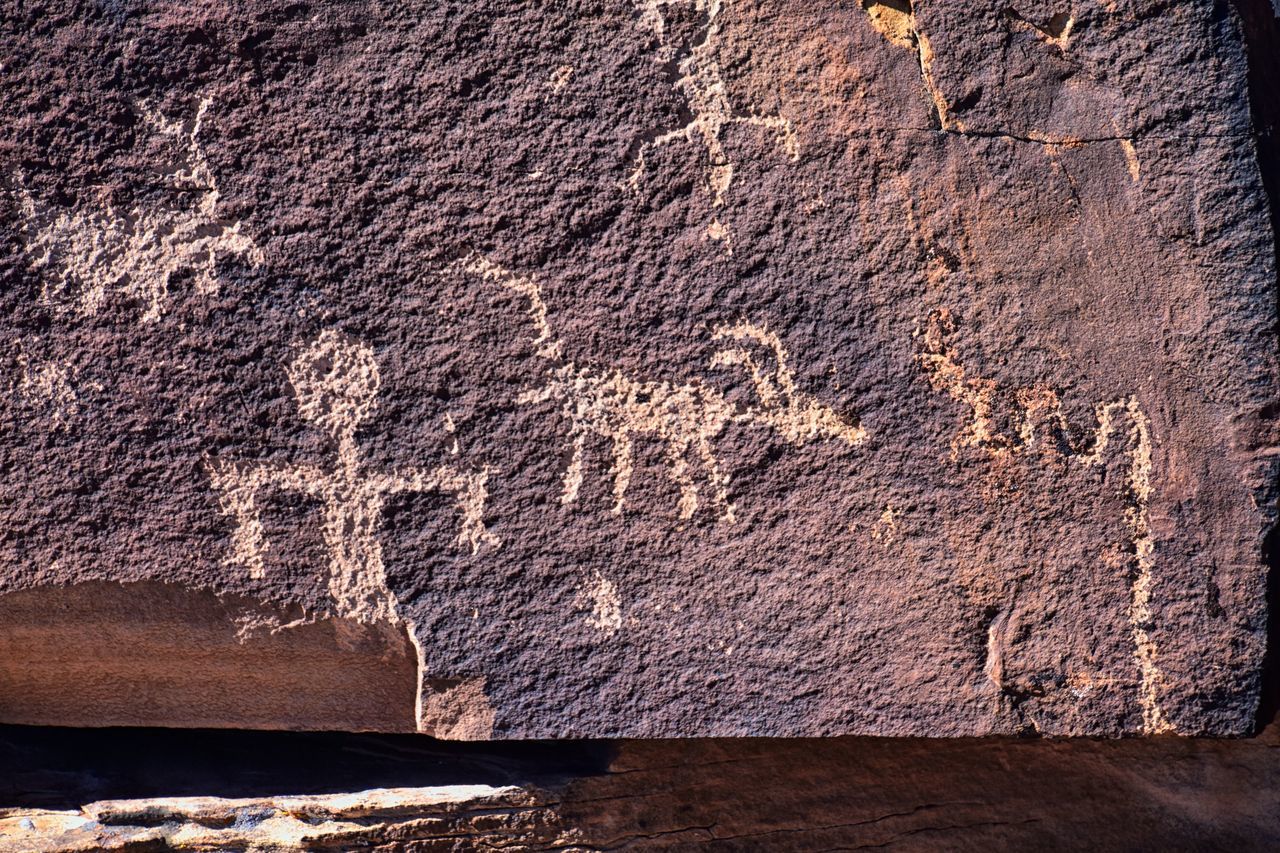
[0,786,574,851]
[3,722,1280,850]
[0,0,1276,737]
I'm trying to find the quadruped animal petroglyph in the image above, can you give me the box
[207,331,499,624]
[458,253,865,523]
[19,97,262,323]
[917,308,1172,735]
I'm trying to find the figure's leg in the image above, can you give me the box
[696,433,734,523]
[665,438,699,520]
[442,467,500,555]
[561,425,587,506]
[610,431,634,516]
[207,461,270,579]
[323,507,398,625]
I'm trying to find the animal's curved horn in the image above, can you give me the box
[710,345,783,410]
[713,320,797,404]
[456,252,563,361]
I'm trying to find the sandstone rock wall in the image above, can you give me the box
[0,0,1276,737]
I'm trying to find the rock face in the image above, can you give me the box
[0,0,1274,737]
[0,582,420,731]
[0,786,574,852]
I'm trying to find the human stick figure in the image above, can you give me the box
[208,330,499,624]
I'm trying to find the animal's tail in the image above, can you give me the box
[711,320,866,446]
[458,252,563,360]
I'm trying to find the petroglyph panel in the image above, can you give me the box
[0,0,1274,737]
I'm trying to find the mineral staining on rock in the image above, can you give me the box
[0,0,1273,738]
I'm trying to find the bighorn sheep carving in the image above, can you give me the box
[459,254,865,523]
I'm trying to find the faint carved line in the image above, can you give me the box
[917,308,1173,734]
[14,348,80,431]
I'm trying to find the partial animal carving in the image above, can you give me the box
[628,0,799,253]
[460,253,865,523]
[917,307,1173,735]
[20,97,263,322]
[12,347,80,432]
[208,331,499,624]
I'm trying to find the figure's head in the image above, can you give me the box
[288,330,381,441]
[709,319,793,410]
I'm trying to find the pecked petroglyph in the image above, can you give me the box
[870,503,900,546]
[917,308,1173,734]
[1004,7,1074,52]
[13,349,79,431]
[547,64,575,93]
[582,569,623,637]
[629,0,799,252]
[457,253,864,523]
[19,98,262,323]
[208,331,499,625]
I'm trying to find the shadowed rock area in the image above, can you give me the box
[1,724,1278,850]
[0,0,1277,739]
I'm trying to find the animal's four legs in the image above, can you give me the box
[562,426,588,505]
[696,433,734,523]
[665,438,700,520]
[609,431,634,515]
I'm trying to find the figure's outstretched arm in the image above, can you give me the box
[379,465,501,556]
[258,462,326,494]
[379,467,440,494]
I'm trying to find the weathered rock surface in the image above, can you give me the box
[0,0,1276,736]
[0,581,420,731]
[0,786,573,852]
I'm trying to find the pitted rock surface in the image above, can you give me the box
[0,0,1275,736]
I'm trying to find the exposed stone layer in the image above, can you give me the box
[0,0,1275,736]
[0,581,419,731]
[3,724,1279,851]
[0,786,574,852]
